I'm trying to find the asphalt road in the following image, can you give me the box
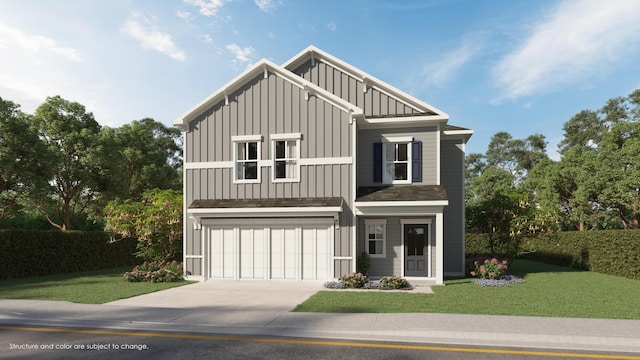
[1,325,638,360]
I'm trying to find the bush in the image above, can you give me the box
[469,256,509,280]
[356,252,370,275]
[339,272,369,288]
[123,260,184,283]
[0,230,138,280]
[379,275,411,289]
[468,230,640,280]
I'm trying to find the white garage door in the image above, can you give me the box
[208,223,331,281]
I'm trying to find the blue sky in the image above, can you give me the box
[1,0,640,159]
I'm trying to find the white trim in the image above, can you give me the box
[188,206,343,217]
[435,212,444,285]
[354,204,446,217]
[364,219,387,258]
[351,117,358,274]
[436,123,441,185]
[186,157,352,169]
[182,131,188,279]
[298,157,353,165]
[231,134,263,142]
[381,135,414,143]
[270,132,302,140]
[355,201,448,208]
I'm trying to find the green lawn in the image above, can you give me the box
[0,268,194,304]
[293,260,640,319]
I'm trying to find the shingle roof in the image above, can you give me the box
[189,197,343,209]
[356,186,448,202]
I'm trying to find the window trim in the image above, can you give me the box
[271,133,302,183]
[365,219,387,258]
[232,135,262,184]
[382,140,412,185]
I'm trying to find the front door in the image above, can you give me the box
[404,224,428,277]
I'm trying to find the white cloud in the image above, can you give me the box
[327,22,336,32]
[418,37,482,88]
[121,13,186,62]
[493,0,640,101]
[267,31,275,39]
[176,10,191,20]
[226,43,255,65]
[184,0,227,17]
[255,0,281,14]
[0,23,82,63]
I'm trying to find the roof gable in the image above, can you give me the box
[174,59,364,128]
[283,46,448,120]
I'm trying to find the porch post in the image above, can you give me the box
[435,212,444,285]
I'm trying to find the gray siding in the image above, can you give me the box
[183,71,354,278]
[357,216,436,277]
[292,60,422,117]
[441,139,465,275]
[357,127,438,187]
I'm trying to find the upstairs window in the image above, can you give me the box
[374,137,422,184]
[232,135,262,183]
[271,133,301,182]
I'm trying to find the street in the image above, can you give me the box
[2,325,638,360]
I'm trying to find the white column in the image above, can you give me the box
[435,212,444,285]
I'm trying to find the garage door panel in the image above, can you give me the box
[240,228,265,279]
[302,227,329,280]
[210,228,235,279]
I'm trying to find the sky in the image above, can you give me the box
[1,0,640,159]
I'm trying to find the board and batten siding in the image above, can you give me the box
[441,139,465,275]
[183,71,355,278]
[292,59,423,117]
[357,127,438,187]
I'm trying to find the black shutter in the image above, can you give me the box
[373,142,382,183]
[412,141,422,182]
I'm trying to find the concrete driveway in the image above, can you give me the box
[106,281,323,311]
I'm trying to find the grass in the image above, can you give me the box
[0,267,194,304]
[293,260,640,319]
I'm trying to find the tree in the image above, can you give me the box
[31,96,118,230]
[104,189,183,261]
[113,118,182,199]
[0,98,49,221]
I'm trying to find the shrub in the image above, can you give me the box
[323,281,346,289]
[356,252,371,275]
[474,275,524,287]
[339,272,369,288]
[469,256,509,280]
[379,275,411,289]
[123,260,184,283]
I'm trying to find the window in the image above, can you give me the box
[271,133,301,182]
[384,142,410,183]
[232,135,262,183]
[374,136,422,184]
[365,219,386,257]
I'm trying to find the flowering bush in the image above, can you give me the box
[339,272,369,288]
[124,260,184,283]
[469,256,509,280]
[379,275,412,289]
[323,281,346,289]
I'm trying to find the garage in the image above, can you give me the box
[207,221,333,281]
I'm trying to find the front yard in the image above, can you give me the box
[293,260,640,319]
[0,267,194,304]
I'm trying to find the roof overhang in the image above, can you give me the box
[354,202,447,217]
[173,59,364,129]
[187,198,343,229]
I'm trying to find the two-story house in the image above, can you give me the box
[174,46,472,285]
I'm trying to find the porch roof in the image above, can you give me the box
[189,197,343,209]
[356,185,448,202]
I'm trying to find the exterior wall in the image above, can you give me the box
[357,216,436,278]
[357,126,439,187]
[292,60,422,117]
[441,139,465,275]
[183,71,354,278]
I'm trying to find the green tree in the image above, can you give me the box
[31,96,118,230]
[113,118,182,199]
[104,189,183,261]
[0,98,49,221]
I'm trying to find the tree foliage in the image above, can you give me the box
[104,189,183,261]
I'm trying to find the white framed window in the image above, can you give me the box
[382,136,413,184]
[232,135,262,183]
[365,219,387,258]
[271,133,301,182]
